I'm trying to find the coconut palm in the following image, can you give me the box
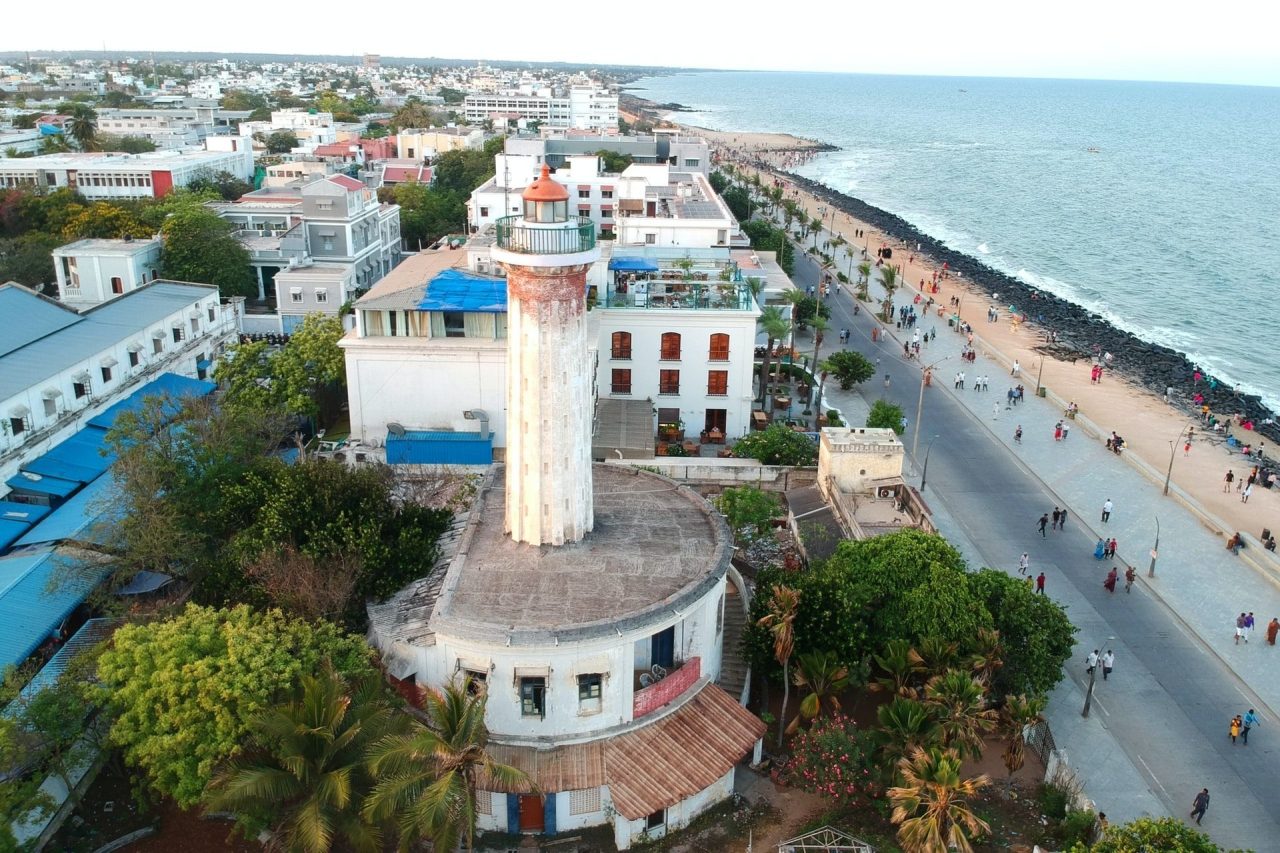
[810,214,824,249]
[63,105,98,152]
[807,315,829,409]
[757,585,801,744]
[787,650,850,734]
[783,286,808,343]
[871,639,923,699]
[999,693,1047,778]
[204,664,408,853]
[756,306,790,407]
[879,263,900,322]
[923,670,998,761]
[889,748,991,853]
[967,628,1005,688]
[873,697,941,777]
[856,261,872,301]
[363,678,531,852]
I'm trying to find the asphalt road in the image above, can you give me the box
[788,246,1280,851]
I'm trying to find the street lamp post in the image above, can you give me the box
[912,356,952,464]
[920,435,939,492]
[1036,356,1046,394]
[1149,516,1160,577]
[1081,635,1117,718]
[1164,424,1192,496]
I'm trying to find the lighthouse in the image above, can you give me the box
[491,164,600,546]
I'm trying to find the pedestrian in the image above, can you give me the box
[1036,571,1046,594]
[1190,788,1209,825]
[1224,470,1234,492]
[1061,421,1070,440]
[1268,617,1280,645]
[1184,440,1191,456]
[1230,714,1242,744]
[1086,649,1099,675]
[1037,513,1049,537]
[1107,537,1117,558]
[1124,565,1136,592]
[1245,612,1255,641]
[1102,649,1115,680]
[1094,538,1107,560]
[1104,567,1118,593]
[1053,422,1063,442]
[1101,498,1113,523]
[1011,359,1020,377]
[1095,812,1109,841]
[1242,483,1253,503]
[1014,425,1023,444]
[1242,709,1259,745]
[1052,507,1061,529]
[1019,553,1030,575]
[1059,508,1069,531]
[1235,613,1247,645]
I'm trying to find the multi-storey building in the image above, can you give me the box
[94,106,249,150]
[238,109,337,152]
[463,85,618,132]
[0,145,254,199]
[395,127,485,160]
[52,237,164,310]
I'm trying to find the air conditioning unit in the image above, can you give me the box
[876,486,896,500]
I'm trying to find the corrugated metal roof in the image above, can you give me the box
[0,502,52,525]
[4,472,81,499]
[11,617,118,708]
[13,472,120,550]
[20,427,114,485]
[0,284,81,359]
[0,547,111,669]
[0,519,30,551]
[86,372,216,430]
[0,281,217,401]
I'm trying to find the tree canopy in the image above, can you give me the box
[732,424,818,466]
[867,399,906,434]
[823,350,876,390]
[160,205,257,297]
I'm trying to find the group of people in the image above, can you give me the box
[1227,709,1260,745]
[1094,537,1119,560]
[1086,648,1116,680]
[1102,565,1135,593]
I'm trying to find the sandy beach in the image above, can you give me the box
[708,138,1280,558]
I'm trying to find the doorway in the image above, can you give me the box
[704,408,727,433]
[518,795,544,832]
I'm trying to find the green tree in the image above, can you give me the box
[186,169,253,201]
[888,748,990,853]
[1087,817,1234,853]
[0,233,61,287]
[789,650,851,734]
[432,148,496,195]
[160,205,256,297]
[269,313,347,423]
[97,134,157,153]
[757,585,801,744]
[60,201,151,240]
[740,219,793,275]
[204,665,410,853]
[868,399,906,434]
[390,98,434,131]
[999,693,1046,778]
[969,569,1076,699]
[871,639,925,699]
[755,305,790,407]
[63,104,98,151]
[880,263,900,321]
[266,130,299,153]
[364,679,532,852]
[708,170,729,195]
[792,294,831,331]
[922,671,997,761]
[595,149,633,173]
[721,185,751,222]
[873,697,941,777]
[712,485,780,544]
[98,604,374,807]
[823,350,875,390]
[733,424,818,466]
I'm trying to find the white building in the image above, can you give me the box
[95,106,248,150]
[238,109,337,152]
[395,127,484,161]
[52,237,164,310]
[367,169,761,849]
[0,281,238,486]
[0,129,43,158]
[463,84,617,132]
[0,145,254,199]
[615,169,743,250]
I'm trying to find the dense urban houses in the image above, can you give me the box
[0,145,254,198]
[368,169,761,848]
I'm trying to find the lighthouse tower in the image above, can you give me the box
[491,165,600,546]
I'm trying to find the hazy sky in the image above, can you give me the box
[4,0,1278,87]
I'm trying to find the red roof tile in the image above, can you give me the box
[327,174,365,191]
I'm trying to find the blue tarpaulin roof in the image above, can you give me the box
[0,547,111,669]
[87,373,216,431]
[608,258,660,272]
[416,269,508,313]
[13,472,120,550]
[19,426,113,485]
[4,472,81,500]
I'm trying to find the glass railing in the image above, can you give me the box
[603,282,756,311]
[495,215,596,254]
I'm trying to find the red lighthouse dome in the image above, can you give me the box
[522,164,569,223]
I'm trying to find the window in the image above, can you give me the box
[128,350,140,367]
[520,677,546,718]
[208,306,216,323]
[322,237,334,251]
[190,318,199,335]
[8,417,25,435]
[660,332,681,361]
[578,189,590,199]
[73,380,89,399]
[684,158,701,167]
[152,338,163,355]
[569,788,601,816]
[110,276,124,294]
[659,369,680,395]
[601,206,613,218]
[43,398,57,417]
[610,331,631,360]
[611,369,632,394]
[443,311,465,337]
[475,790,493,817]
[479,206,489,218]
[101,365,113,383]
[578,673,602,713]
[290,288,304,304]
[578,205,591,217]
[601,189,613,199]
[315,289,328,303]
[644,233,656,245]
[707,370,728,396]
[463,670,488,696]
[646,809,666,831]
[709,333,730,361]
[171,326,184,343]
[152,268,159,280]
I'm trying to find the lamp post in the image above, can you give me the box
[912,356,952,464]
[920,435,939,492]
[1081,635,1117,718]
[1164,424,1193,496]
[1149,516,1160,578]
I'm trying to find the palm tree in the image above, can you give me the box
[363,678,532,852]
[873,697,941,776]
[806,316,829,419]
[879,263,900,322]
[967,628,1005,687]
[912,637,960,680]
[856,261,872,301]
[787,650,850,734]
[810,215,824,249]
[814,364,832,431]
[63,105,98,152]
[889,748,991,853]
[923,670,998,761]
[204,665,408,853]
[999,694,1047,779]
[871,639,923,699]
[756,306,789,407]
[783,287,807,344]
[757,585,801,744]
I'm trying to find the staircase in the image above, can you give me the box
[718,576,751,704]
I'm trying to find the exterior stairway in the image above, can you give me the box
[718,575,751,704]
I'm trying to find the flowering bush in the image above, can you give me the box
[782,713,881,805]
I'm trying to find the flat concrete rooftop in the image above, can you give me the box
[430,465,729,644]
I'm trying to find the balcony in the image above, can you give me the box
[604,281,756,311]
[494,215,595,255]
[633,657,701,719]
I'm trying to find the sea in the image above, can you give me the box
[630,71,1280,409]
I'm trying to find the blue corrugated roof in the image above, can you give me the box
[608,258,660,272]
[4,472,81,499]
[0,547,111,669]
[86,373,216,430]
[0,284,82,359]
[13,472,120,550]
[19,426,114,485]
[0,281,218,402]
[11,617,118,708]
[0,519,30,551]
[416,269,508,313]
[0,502,52,525]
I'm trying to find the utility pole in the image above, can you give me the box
[912,356,951,464]
[1149,516,1160,577]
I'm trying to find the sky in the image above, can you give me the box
[3,0,1278,88]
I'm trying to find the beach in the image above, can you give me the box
[698,129,1280,557]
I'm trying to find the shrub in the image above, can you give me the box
[867,399,905,434]
[783,713,880,806]
[733,424,818,466]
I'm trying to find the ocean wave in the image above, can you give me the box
[977,242,991,254]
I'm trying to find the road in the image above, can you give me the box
[785,243,1280,851]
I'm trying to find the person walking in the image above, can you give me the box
[1086,649,1100,675]
[1268,617,1280,645]
[1242,482,1253,503]
[1011,359,1020,377]
[993,401,1000,420]
[1059,508,1069,531]
[1054,422,1063,441]
[1102,649,1115,680]
[1019,553,1030,575]
[1062,421,1071,440]
[1190,788,1210,825]
[1104,567,1118,593]
[1245,612,1255,641]
[1014,425,1023,444]
[1229,714,1242,744]
[1242,709,1259,745]
[1036,572,1046,594]
[1107,537,1118,559]
[1235,613,1247,645]
[1124,565,1136,593]
[1051,507,1061,530]
[1038,513,1049,538]
[1101,499,1113,523]
[1224,470,1235,492]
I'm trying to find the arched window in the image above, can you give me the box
[708,333,729,361]
[660,332,682,361]
[611,331,632,360]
